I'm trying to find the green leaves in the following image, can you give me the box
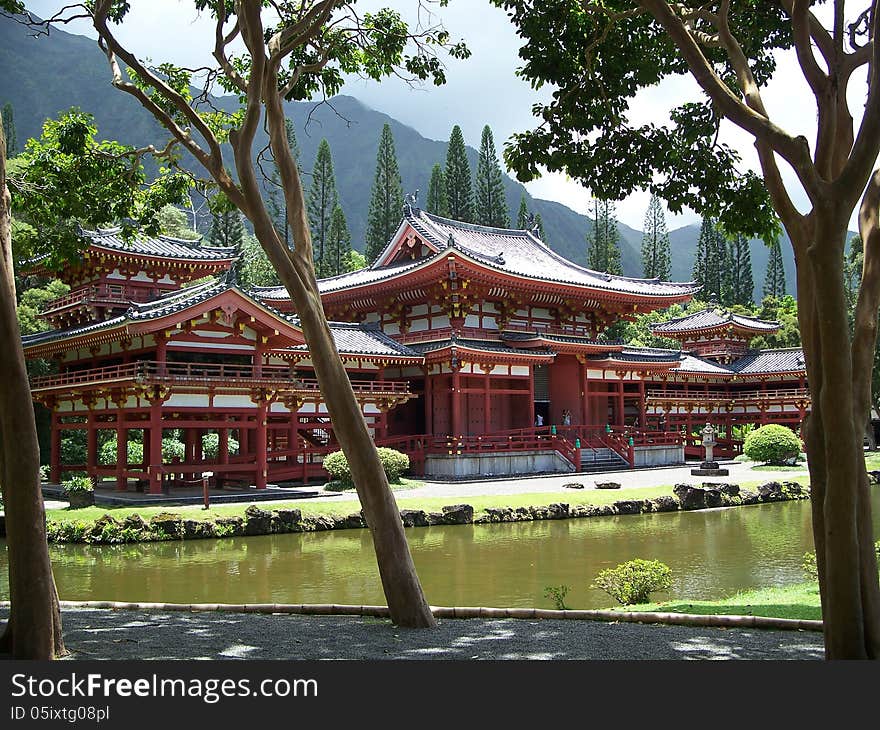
[9,110,189,267]
[492,0,789,240]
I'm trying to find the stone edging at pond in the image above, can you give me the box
[41,481,811,545]
[0,599,821,633]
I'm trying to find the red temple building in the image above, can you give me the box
[23,206,809,492]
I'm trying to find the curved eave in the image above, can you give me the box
[275,348,423,366]
[424,344,555,365]
[650,323,779,338]
[588,357,681,371]
[23,322,129,358]
[86,244,237,267]
[510,336,624,354]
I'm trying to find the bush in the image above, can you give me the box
[592,559,673,605]
[323,447,410,485]
[802,551,818,581]
[543,584,571,610]
[202,432,240,459]
[62,475,93,493]
[162,438,186,463]
[743,424,802,465]
[98,438,144,466]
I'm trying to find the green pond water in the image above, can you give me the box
[2,495,879,609]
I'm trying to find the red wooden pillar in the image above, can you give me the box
[255,401,268,489]
[528,365,536,428]
[451,368,462,436]
[638,378,646,428]
[424,371,434,435]
[50,412,61,483]
[185,428,197,480]
[115,415,127,491]
[580,362,590,427]
[616,378,625,427]
[239,425,249,456]
[219,428,229,464]
[483,373,491,434]
[86,414,98,483]
[156,334,167,375]
[148,401,163,494]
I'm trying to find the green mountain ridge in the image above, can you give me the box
[1,14,794,298]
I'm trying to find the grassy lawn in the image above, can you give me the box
[750,464,808,472]
[44,476,812,526]
[865,452,880,471]
[608,582,823,621]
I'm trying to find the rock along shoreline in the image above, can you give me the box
[41,480,811,545]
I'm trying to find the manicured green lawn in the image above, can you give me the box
[44,476,811,525]
[609,582,823,621]
[750,464,808,472]
[865,452,880,471]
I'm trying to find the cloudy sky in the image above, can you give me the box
[25,0,855,231]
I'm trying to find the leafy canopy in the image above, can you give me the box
[491,0,788,240]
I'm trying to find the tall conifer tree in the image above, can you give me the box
[764,238,787,299]
[517,194,529,228]
[1,103,16,157]
[693,217,725,302]
[586,200,622,274]
[534,213,547,243]
[365,124,404,263]
[307,139,338,276]
[474,125,509,227]
[445,125,473,222]
[727,234,754,305]
[426,163,448,217]
[207,193,244,248]
[640,194,671,279]
[326,204,353,276]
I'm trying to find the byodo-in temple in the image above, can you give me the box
[23,205,809,493]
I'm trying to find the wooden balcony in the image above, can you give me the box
[41,285,156,317]
[646,387,811,407]
[29,360,411,401]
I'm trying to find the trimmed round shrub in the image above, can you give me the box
[323,447,410,485]
[62,475,94,494]
[592,558,673,605]
[743,424,802,465]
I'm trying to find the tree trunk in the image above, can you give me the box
[255,89,437,628]
[796,209,880,659]
[0,114,65,659]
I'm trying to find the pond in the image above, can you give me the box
[2,494,879,609]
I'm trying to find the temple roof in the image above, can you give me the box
[588,347,682,364]
[287,323,420,359]
[730,348,806,374]
[408,337,555,358]
[85,228,237,261]
[254,208,699,302]
[650,309,780,336]
[21,275,418,359]
[675,353,740,374]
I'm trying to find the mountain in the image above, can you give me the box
[1,15,796,295]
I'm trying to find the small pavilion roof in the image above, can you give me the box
[729,348,806,375]
[85,228,237,261]
[650,309,780,336]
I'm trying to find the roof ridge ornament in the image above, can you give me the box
[404,190,420,214]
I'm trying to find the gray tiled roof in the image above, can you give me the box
[22,315,127,347]
[408,338,554,357]
[256,209,699,302]
[402,210,698,297]
[676,353,737,374]
[730,348,806,374]
[85,228,237,261]
[287,323,420,358]
[651,309,780,334]
[501,331,621,347]
[588,347,682,364]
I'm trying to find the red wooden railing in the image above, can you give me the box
[30,360,410,396]
[646,387,810,403]
[41,284,156,315]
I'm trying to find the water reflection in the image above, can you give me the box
[1,496,877,609]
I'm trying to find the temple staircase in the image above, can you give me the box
[578,447,630,473]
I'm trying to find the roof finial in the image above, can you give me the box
[404,190,420,213]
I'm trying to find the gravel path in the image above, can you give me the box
[17,608,824,660]
[350,461,809,501]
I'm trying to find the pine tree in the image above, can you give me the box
[426,163,448,216]
[586,200,622,274]
[326,204,353,277]
[445,125,473,222]
[474,125,509,227]
[307,139,338,276]
[693,217,725,302]
[267,118,301,248]
[517,194,529,228]
[534,213,547,243]
[2,102,16,157]
[364,124,404,263]
[640,194,671,279]
[727,234,754,306]
[207,194,244,248]
[764,237,787,299]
